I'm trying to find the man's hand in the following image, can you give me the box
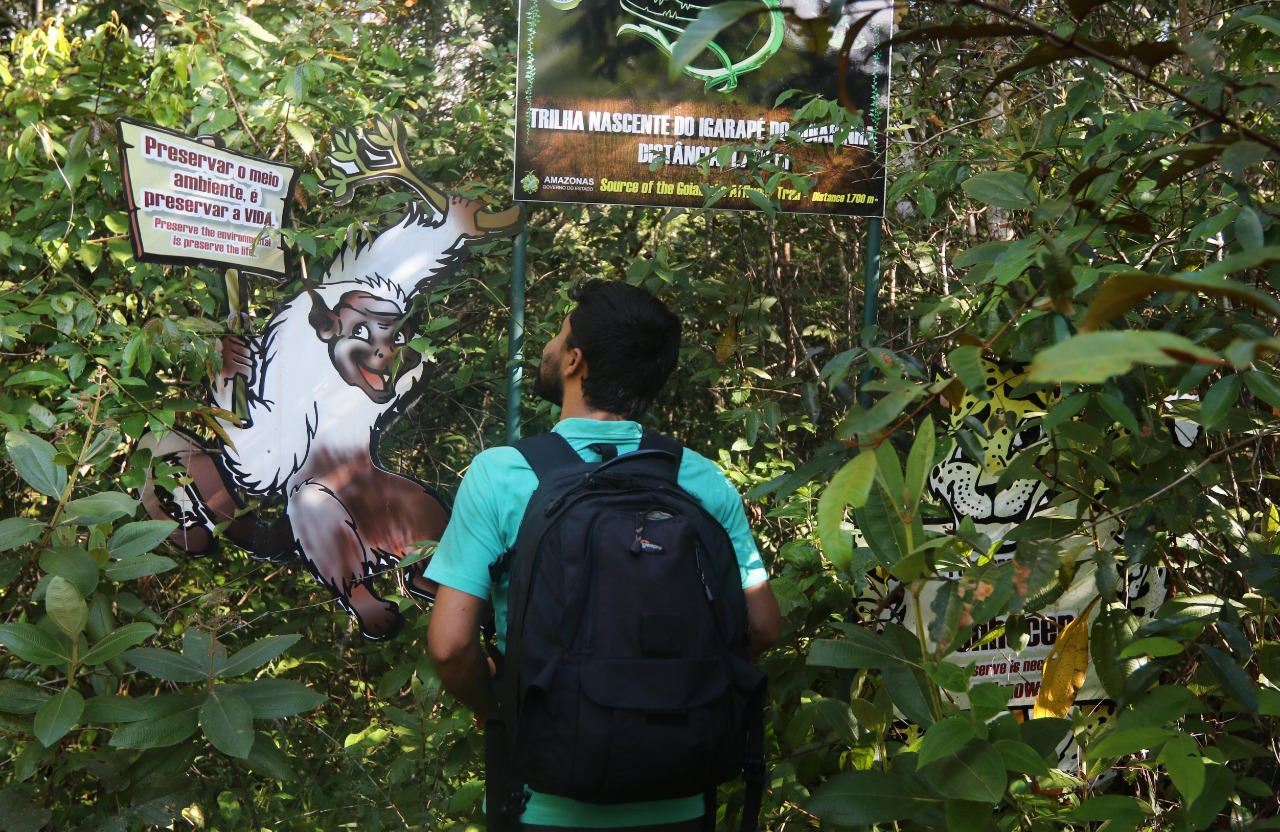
[427,585,499,723]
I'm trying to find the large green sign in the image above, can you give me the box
[515,0,893,216]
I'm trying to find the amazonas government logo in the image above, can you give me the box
[520,171,540,194]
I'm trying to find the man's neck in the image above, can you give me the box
[557,395,627,422]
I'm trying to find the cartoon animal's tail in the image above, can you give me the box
[138,430,296,562]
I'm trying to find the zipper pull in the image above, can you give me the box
[695,545,714,601]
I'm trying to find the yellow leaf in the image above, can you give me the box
[1033,597,1099,719]
[715,321,739,364]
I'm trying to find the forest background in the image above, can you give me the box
[1,0,1279,830]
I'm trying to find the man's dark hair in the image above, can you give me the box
[567,278,681,421]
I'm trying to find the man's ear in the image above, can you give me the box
[307,289,340,342]
[564,345,586,379]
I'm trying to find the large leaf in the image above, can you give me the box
[916,717,976,767]
[201,687,255,758]
[219,634,301,678]
[808,769,937,825]
[923,739,1007,804]
[45,576,88,639]
[0,680,51,715]
[0,517,44,552]
[1080,266,1280,331]
[1033,599,1096,718]
[81,623,157,666]
[0,623,70,666]
[960,171,1035,209]
[808,627,907,670]
[244,732,296,780]
[59,492,138,526]
[1028,331,1221,384]
[122,647,208,683]
[5,431,66,499]
[107,520,179,559]
[108,695,199,749]
[816,450,877,573]
[33,688,84,747]
[104,553,179,581]
[234,679,325,719]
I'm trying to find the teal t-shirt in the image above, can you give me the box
[425,418,768,828]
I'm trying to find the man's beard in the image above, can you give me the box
[532,352,563,406]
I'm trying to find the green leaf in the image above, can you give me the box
[244,732,296,780]
[234,679,326,719]
[59,492,138,527]
[45,576,87,639]
[947,798,998,832]
[201,687,255,758]
[219,634,301,678]
[917,716,976,767]
[905,415,936,507]
[1160,733,1205,805]
[1235,207,1266,252]
[286,122,315,156]
[961,170,1035,209]
[992,738,1052,776]
[0,517,44,552]
[5,431,67,498]
[108,695,199,749]
[122,647,208,683]
[949,345,988,395]
[0,623,70,665]
[33,688,84,747]
[1090,605,1142,699]
[837,389,917,438]
[1243,370,1280,410]
[1071,795,1154,824]
[1200,644,1258,713]
[668,2,769,79]
[81,694,150,723]
[0,680,51,715]
[923,739,1007,803]
[1199,375,1240,430]
[808,769,936,825]
[234,12,281,43]
[39,546,98,597]
[104,553,179,581]
[1087,726,1175,760]
[816,450,877,573]
[808,628,907,670]
[108,520,178,559]
[81,623,157,666]
[1029,331,1221,384]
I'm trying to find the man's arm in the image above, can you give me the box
[744,581,781,662]
[427,585,498,723]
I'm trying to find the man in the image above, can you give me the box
[426,279,781,831]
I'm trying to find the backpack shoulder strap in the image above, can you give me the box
[512,432,581,482]
[639,429,684,469]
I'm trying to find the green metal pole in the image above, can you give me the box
[506,225,527,445]
[858,216,883,410]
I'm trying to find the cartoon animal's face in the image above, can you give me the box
[928,361,1061,543]
[309,290,420,404]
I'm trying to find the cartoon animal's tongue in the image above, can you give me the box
[360,365,386,391]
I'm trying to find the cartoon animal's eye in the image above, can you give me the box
[351,323,370,341]
[393,330,406,346]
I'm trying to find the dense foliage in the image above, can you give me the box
[1,0,1278,830]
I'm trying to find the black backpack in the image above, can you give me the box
[486,430,767,832]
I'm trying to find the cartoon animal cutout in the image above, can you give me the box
[140,119,525,640]
[928,361,1062,549]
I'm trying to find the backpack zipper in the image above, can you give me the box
[694,542,714,602]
